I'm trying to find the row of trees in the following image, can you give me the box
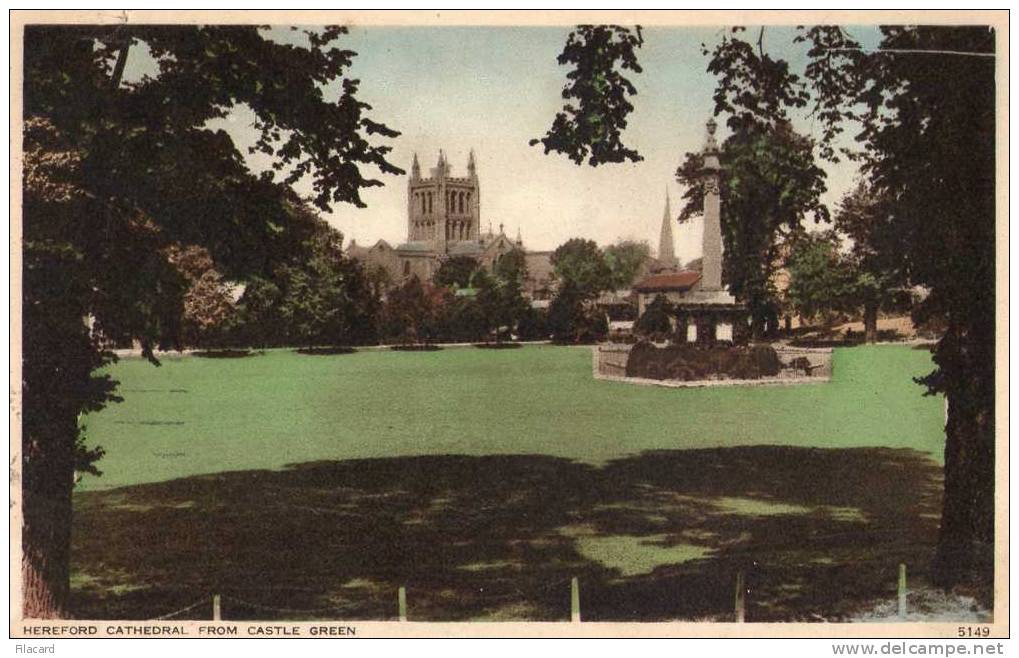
[386,237,637,345]
[782,182,907,340]
[180,235,639,349]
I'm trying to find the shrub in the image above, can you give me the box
[625,341,783,381]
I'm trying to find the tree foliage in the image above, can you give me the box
[833,181,908,341]
[634,294,674,338]
[21,24,402,617]
[380,276,449,345]
[784,231,856,323]
[434,256,479,289]
[547,281,608,344]
[604,240,651,289]
[550,238,613,299]
[474,268,530,342]
[165,245,238,348]
[530,25,645,166]
[493,248,529,285]
[273,227,379,347]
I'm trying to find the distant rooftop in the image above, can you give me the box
[633,271,701,292]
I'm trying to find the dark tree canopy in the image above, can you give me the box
[379,276,448,345]
[857,27,996,581]
[434,256,480,289]
[634,294,674,338]
[493,248,529,285]
[21,24,402,618]
[547,281,608,344]
[474,268,530,343]
[529,25,644,166]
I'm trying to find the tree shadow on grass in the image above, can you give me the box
[70,446,947,622]
[191,349,261,359]
[295,347,358,356]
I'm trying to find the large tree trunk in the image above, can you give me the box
[20,271,109,619]
[932,321,995,587]
[863,300,879,343]
[22,427,75,619]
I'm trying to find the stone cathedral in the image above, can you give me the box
[347,150,555,296]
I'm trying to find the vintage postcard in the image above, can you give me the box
[8,9,1009,641]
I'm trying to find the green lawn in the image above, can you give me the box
[71,343,954,621]
[80,344,944,491]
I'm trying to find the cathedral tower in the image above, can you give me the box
[406,150,480,252]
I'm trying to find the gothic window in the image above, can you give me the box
[420,193,426,214]
[458,191,465,214]
[403,260,411,276]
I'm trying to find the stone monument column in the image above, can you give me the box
[701,118,723,292]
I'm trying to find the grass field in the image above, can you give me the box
[70,344,953,622]
[78,344,945,491]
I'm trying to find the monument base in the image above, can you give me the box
[670,288,749,345]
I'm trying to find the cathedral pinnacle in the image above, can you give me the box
[435,150,449,178]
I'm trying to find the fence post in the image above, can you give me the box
[398,586,407,622]
[734,571,745,623]
[571,577,581,623]
[898,564,907,619]
[212,594,221,621]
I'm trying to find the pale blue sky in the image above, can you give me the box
[136,25,883,262]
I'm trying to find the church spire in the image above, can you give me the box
[467,149,477,178]
[411,153,420,181]
[658,187,678,270]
